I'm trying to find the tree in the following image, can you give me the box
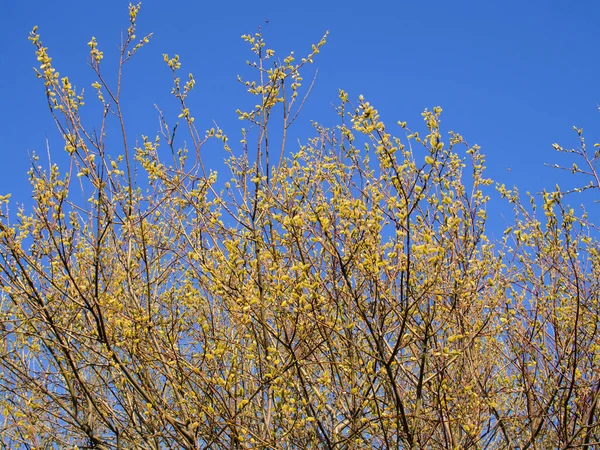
[1,4,599,449]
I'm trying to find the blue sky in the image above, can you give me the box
[1,0,599,230]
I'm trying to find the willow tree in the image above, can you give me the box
[1,4,599,449]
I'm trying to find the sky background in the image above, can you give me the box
[1,0,599,234]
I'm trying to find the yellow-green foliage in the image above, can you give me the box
[0,4,599,449]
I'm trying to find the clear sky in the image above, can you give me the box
[1,0,599,231]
